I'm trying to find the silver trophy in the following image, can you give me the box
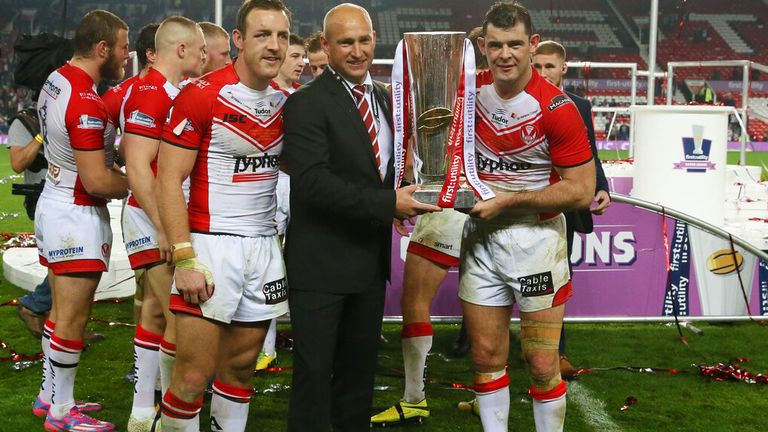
[404,32,476,208]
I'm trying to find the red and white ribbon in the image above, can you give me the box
[391,38,494,204]
[391,39,412,189]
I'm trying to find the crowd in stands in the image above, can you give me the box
[0,0,767,140]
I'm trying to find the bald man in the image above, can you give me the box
[282,3,439,431]
[121,16,205,432]
[199,21,231,74]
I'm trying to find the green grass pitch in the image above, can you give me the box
[1,146,767,431]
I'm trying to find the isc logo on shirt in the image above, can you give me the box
[77,114,104,130]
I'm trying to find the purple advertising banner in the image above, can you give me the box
[385,179,765,318]
[562,79,768,93]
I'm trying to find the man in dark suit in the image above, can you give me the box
[533,40,610,378]
[281,4,440,431]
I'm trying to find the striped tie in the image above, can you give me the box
[352,84,382,176]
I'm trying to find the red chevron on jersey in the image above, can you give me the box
[474,68,592,195]
[212,96,284,153]
[162,63,289,237]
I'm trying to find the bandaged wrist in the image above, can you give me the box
[172,242,195,262]
[175,257,214,285]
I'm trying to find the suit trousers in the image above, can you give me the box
[287,283,386,432]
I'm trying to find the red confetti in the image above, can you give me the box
[0,339,43,362]
[93,299,128,304]
[620,396,637,411]
[698,359,768,385]
[0,298,20,307]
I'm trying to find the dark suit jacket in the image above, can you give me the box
[282,68,396,293]
[565,91,609,234]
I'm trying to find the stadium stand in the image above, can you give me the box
[1,0,767,140]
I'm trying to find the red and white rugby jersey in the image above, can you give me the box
[161,63,289,237]
[103,73,141,127]
[121,67,180,208]
[37,63,116,206]
[474,68,592,198]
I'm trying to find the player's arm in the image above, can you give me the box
[156,141,195,248]
[469,161,595,220]
[123,133,169,258]
[74,149,129,199]
[471,99,595,220]
[9,136,43,173]
[156,140,214,304]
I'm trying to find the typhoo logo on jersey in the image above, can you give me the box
[262,278,288,304]
[476,153,532,173]
[231,153,280,182]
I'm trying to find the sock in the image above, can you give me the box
[131,325,162,419]
[474,371,510,432]
[161,389,202,432]
[530,380,567,432]
[48,334,84,418]
[210,379,253,432]
[37,320,55,404]
[159,339,176,396]
[262,319,277,355]
[401,322,433,403]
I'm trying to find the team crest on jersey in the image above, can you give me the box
[127,110,156,128]
[547,94,570,112]
[77,114,104,130]
[521,124,538,145]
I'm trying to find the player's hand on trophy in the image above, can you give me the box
[469,197,504,221]
[395,184,442,219]
[590,190,611,215]
[175,264,215,305]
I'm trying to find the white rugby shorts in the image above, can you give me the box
[407,208,467,267]
[122,204,162,269]
[459,214,572,312]
[170,233,289,323]
[35,198,112,274]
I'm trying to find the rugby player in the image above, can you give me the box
[199,22,232,74]
[121,16,206,432]
[35,10,130,432]
[156,1,292,430]
[370,26,489,428]
[462,3,595,431]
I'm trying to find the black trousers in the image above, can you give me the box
[287,283,386,432]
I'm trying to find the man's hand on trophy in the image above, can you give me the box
[395,184,442,219]
[468,197,504,221]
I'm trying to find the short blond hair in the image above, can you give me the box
[534,40,566,60]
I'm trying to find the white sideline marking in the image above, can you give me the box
[568,382,623,432]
